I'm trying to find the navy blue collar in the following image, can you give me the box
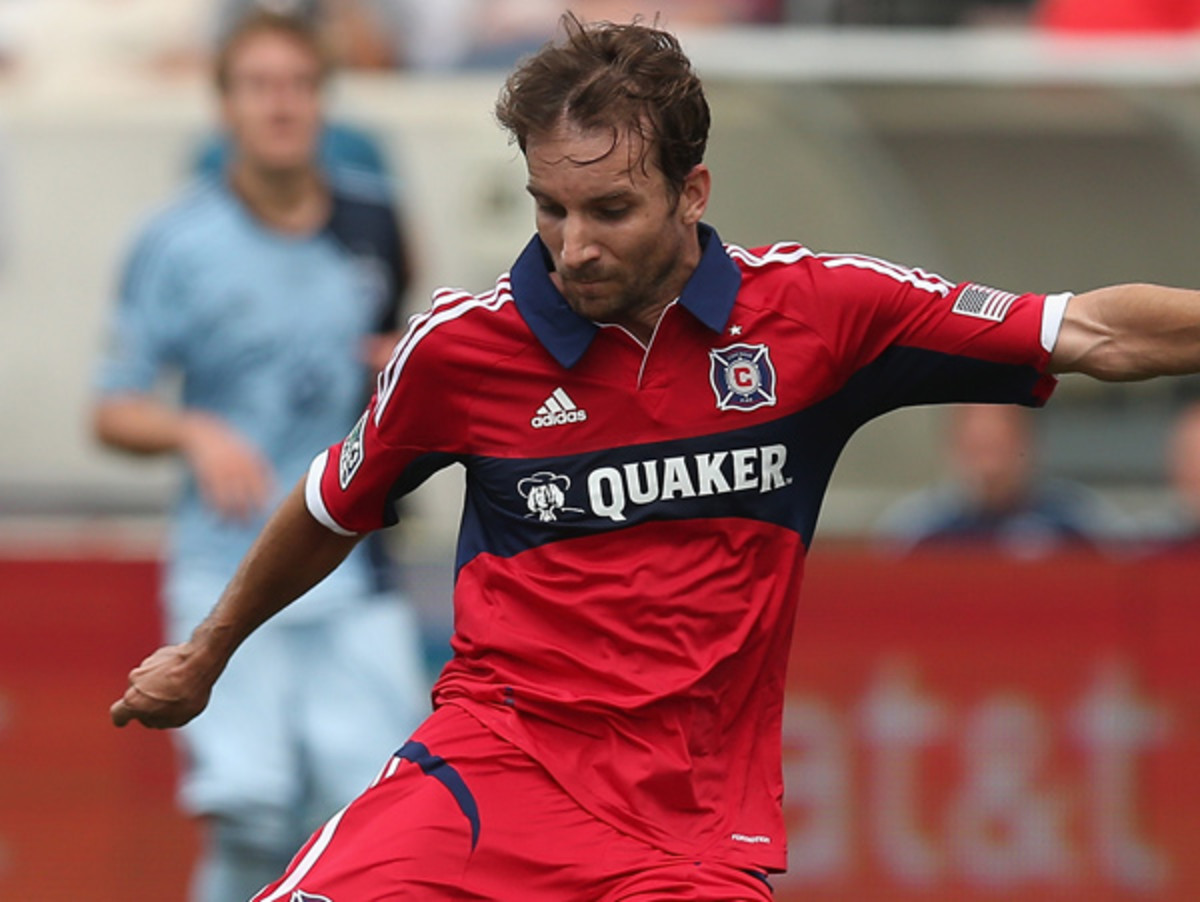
[510,223,741,369]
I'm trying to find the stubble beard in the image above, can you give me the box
[561,240,684,330]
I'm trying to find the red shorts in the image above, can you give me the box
[251,703,773,901]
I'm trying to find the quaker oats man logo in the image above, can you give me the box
[338,411,368,490]
[709,343,778,412]
[517,471,584,522]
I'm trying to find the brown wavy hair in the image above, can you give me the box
[215,10,331,95]
[495,13,710,198]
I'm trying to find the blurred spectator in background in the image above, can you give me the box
[0,0,28,70]
[213,0,475,71]
[434,0,786,70]
[0,0,208,93]
[1035,0,1200,33]
[1139,401,1200,550]
[201,0,413,211]
[875,403,1124,557]
[784,0,1034,26]
[0,0,1047,87]
[90,11,427,902]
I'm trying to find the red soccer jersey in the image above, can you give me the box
[306,225,1062,872]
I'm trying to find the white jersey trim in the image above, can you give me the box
[724,241,811,266]
[1041,291,1072,354]
[305,451,357,537]
[257,804,350,901]
[722,241,954,296]
[817,253,954,295]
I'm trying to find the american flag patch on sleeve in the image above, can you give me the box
[951,283,1018,323]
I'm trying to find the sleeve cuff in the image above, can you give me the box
[305,451,358,537]
[1040,292,1072,354]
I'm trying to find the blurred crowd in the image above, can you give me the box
[6,0,1200,90]
[872,398,1200,560]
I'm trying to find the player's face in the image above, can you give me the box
[952,405,1034,510]
[525,120,710,338]
[220,31,324,174]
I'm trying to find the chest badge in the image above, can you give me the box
[709,343,778,412]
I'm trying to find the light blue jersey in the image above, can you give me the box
[97,174,407,620]
[97,171,426,902]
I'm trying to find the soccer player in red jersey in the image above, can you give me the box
[112,14,1200,900]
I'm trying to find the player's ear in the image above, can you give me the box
[677,165,710,226]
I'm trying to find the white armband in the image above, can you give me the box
[305,451,358,536]
[1040,292,1072,353]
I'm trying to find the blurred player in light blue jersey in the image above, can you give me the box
[91,11,428,902]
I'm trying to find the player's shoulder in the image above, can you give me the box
[723,239,826,301]
[723,239,816,272]
[401,273,527,360]
[724,238,956,305]
[724,239,929,278]
[377,273,526,401]
[721,239,824,317]
[126,176,237,263]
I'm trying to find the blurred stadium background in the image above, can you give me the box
[4,1,1200,898]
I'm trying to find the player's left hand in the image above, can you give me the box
[110,642,215,730]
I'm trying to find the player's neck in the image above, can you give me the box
[619,235,703,345]
[229,161,330,236]
[608,297,674,347]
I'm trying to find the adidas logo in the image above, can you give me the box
[531,387,588,429]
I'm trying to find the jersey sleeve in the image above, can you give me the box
[93,226,192,396]
[799,252,1064,417]
[305,314,466,535]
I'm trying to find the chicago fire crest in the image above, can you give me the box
[708,343,777,412]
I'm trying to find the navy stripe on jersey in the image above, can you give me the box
[443,344,1045,571]
[455,411,815,571]
[836,344,1049,423]
[396,741,481,851]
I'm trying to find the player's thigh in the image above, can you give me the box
[295,600,430,809]
[258,704,777,900]
[252,705,501,901]
[258,704,641,900]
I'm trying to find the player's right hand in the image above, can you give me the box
[179,412,276,522]
[110,643,214,730]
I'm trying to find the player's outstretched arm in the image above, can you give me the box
[110,478,364,729]
[1051,284,1200,380]
[93,395,275,522]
